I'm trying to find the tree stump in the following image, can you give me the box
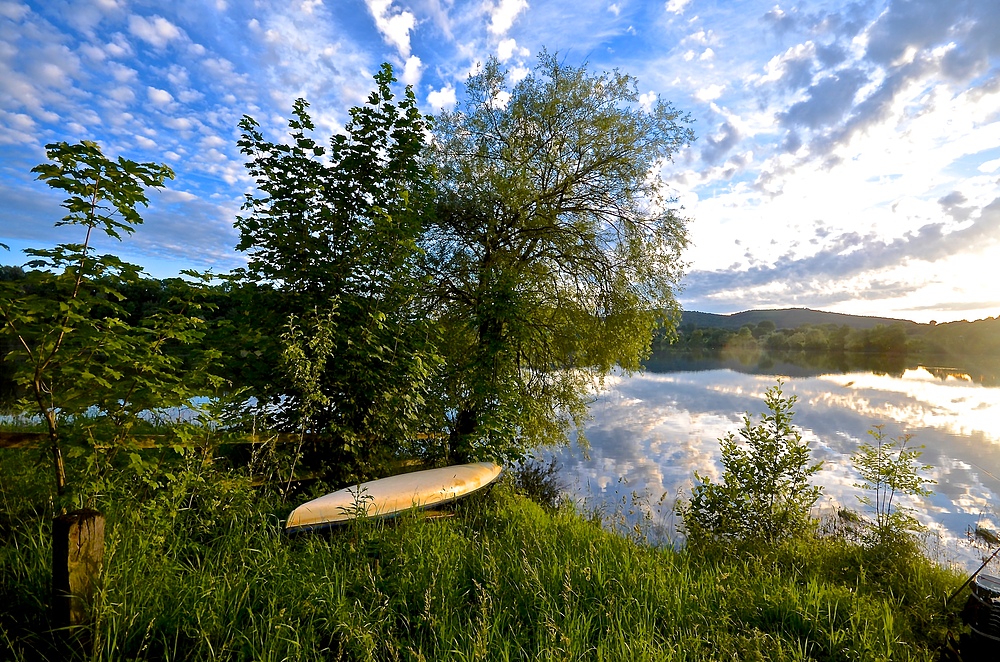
[52,508,105,629]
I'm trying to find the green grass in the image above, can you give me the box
[0,449,968,661]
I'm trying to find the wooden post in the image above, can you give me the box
[52,509,105,630]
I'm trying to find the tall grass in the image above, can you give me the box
[1,447,966,661]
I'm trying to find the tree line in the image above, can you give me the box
[659,316,1000,357]
[0,54,694,498]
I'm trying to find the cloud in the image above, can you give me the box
[980,158,1000,174]
[700,121,742,165]
[401,54,422,86]
[778,68,868,131]
[299,0,323,14]
[127,14,185,49]
[365,0,416,57]
[762,5,797,34]
[0,2,30,21]
[427,84,456,111]
[497,37,527,62]
[146,86,173,106]
[681,196,1000,307]
[695,83,724,102]
[754,42,816,90]
[665,0,691,16]
[488,0,528,35]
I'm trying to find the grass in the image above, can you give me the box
[0,445,969,661]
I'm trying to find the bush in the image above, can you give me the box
[679,381,823,549]
[852,424,935,552]
[509,456,565,510]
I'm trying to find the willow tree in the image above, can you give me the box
[427,53,694,461]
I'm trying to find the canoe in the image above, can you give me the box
[285,461,503,533]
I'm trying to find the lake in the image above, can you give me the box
[548,350,1000,571]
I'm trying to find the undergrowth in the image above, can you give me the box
[0,447,967,661]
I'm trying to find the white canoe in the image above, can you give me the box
[285,461,503,532]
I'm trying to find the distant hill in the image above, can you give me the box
[680,308,921,331]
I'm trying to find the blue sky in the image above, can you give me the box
[1,0,999,323]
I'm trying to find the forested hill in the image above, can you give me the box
[681,308,920,331]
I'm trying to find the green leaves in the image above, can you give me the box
[852,425,935,549]
[1,141,217,498]
[31,141,173,240]
[680,382,824,548]
[233,64,441,478]
[428,52,693,460]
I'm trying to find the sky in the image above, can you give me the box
[1,0,999,323]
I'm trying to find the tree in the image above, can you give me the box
[679,382,823,547]
[0,141,221,497]
[426,52,694,461]
[233,64,440,478]
[852,425,935,549]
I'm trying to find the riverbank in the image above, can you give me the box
[0,451,967,660]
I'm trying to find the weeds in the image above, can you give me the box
[0,446,965,661]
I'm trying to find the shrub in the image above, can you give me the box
[852,425,935,552]
[679,381,823,549]
[509,456,565,510]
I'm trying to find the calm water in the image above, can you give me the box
[549,351,1000,571]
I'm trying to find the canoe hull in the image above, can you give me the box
[285,462,503,532]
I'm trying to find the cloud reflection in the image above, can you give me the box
[551,365,1000,570]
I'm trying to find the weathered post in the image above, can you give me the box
[52,508,105,631]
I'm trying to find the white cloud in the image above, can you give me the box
[0,2,30,21]
[508,65,530,84]
[699,48,714,61]
[299,0,323,14]
[135,135,158,150]
[108,86,134,103]
[488,0,528,36]
[695,84,724,102]
[365,0,416,58]
[665,0,691,15]
[401,54,423,86]
[489,89,511,109]
[979,158,1000,174]
[639,90,656,112]
[427,84,456,111]
[128,15,184,49]
[608,3,620,16]
[498,38,528,62]
[683,29,713,46]
[147,86,174,106]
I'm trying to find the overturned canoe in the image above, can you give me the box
[285,461,503,533]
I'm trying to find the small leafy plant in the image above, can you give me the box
[0,141,221,500]
[679,381,823,548]
[852,424,935,550]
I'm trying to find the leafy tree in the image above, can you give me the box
[752,320,776,338]
[679,382,823,547]
[852,425,935,549]
[0,141,221,497]
[233,64,440,478]
[427,52,694,461]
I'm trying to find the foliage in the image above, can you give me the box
[427,52,694,461]
[679,382,824,548]
[233,64,440,480]
[508,456,565,510]
[852,425,935,551]
[0,141,221,498]
[0,450,964,661]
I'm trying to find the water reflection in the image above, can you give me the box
[551,351,1000,571]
